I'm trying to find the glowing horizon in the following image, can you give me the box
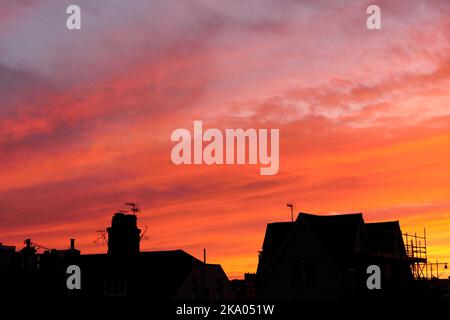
[0,0,450,279]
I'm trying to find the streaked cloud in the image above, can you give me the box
[0,0,449,278]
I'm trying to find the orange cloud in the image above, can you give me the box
[1,0,450,280]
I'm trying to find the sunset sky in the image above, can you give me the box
[0,0,449,279]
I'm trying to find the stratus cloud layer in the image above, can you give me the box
[0,0,449,278]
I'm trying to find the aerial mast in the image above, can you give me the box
[286,203,295,222]
[125,202,140,215]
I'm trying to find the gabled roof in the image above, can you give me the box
[138,250,203,295]
[299,212,365,269]
[258,212,412,285]
[258,212,365,279]
[257,222,294,275]
[261,222,294,252]
[366,221,406,257]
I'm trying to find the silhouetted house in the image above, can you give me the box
[0,243,15,272]
[365,221,412,288]
[231,273,257,300]
[0,243,16,297]
[0,212,234,301]
[256,212,414,300]
[69,250,233,300]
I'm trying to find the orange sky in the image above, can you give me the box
[0,0,449,279]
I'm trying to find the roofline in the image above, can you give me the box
[365,221,400,225]
[298,212,363,216]
[296,212,363,220]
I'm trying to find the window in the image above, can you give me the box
[291,259,302,286]
[216,278,223,299]
[104,278,127,297]
[305,259,317,284]
[291,257,317,287]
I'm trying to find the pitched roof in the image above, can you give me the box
[79,249,203,297]
[140,250,204,296]
[299,212,364,269]
[365,221,406,257]
[258,212,365,278]
[258,212,411,284]
[261,222,294,252]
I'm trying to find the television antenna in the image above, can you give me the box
[94,228,108,246]
[286,203,295,222]
[125,202,140,215]
[140,226,149,241]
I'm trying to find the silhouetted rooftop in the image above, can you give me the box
[366,221,406,257]
[261,222,294,252]
[299,212,364,269]
[78,249,203,297]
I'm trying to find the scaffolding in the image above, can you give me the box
[403,228,448,279]
[403,229,427,279]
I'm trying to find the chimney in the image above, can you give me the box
[107,212,141,256]
[70,239,75,250]
[20,238,36,256]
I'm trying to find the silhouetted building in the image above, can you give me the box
[256,212,414,300]
[68,250,234,300]
[0,212,234,301]
[0,243,16,273]
[231,273,257,300]
[0,243,16,298]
